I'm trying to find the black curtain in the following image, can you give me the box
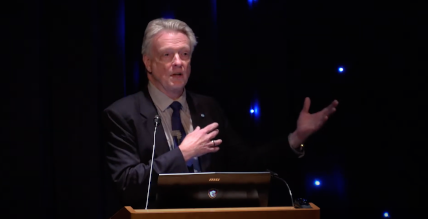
[5,1,124,218]
[4,1,427,219]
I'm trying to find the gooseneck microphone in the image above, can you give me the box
[145,115,161,210]
[267,169,294,207]
[154,115,161,127]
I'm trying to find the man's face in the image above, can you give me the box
[143,31,192,98]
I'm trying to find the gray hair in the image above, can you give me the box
[141,18,198,56]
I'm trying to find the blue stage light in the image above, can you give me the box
[383,212,389,218]
[338,66,344,73]
[250,105,259,116]
[314,180,321,186]
[250,100,260,119]
[248,0,257,6]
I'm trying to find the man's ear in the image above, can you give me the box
[142,54,152,73]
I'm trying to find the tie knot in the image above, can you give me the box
[170,101,182,112]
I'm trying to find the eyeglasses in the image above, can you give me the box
[158,51,191,63]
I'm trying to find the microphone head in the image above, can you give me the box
[154,115,161,126]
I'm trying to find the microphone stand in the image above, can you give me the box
[145,116,161,210]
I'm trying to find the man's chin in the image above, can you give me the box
[169,80,187,88]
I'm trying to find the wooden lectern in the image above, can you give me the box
[110,203,320,219]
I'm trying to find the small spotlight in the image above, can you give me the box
[338,66,344,73]
[383,212,389,218]
[248,0,257,6]
[250,102,260,117]
[314,180,321,186]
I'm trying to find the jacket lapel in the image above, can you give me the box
[138,87,170,157]
[186,93,212,172]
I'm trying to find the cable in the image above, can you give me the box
[267,169,294,207]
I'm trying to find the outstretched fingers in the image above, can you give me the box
[201,122,219,134]
[326,100,339,115]
[302,97,311,113]
[207,129,219,141]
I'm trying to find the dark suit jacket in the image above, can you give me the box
[102,87,299,208]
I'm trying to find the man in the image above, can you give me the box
[103,18,338,208]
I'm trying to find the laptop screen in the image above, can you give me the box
[155,172,271,209]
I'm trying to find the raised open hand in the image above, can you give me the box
[295,97,339,142]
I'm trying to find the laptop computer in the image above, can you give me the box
[155,172,271,209]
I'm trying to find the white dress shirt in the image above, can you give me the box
[147,82,194,151]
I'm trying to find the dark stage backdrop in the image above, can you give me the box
[4,0,427,219]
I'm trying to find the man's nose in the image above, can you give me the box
[172,53,183,67]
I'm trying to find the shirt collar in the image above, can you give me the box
[147,81,188,112]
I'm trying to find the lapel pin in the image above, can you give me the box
[201,113,205,117]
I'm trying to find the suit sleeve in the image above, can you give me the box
[103,108,189,206]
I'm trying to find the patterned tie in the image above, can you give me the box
[170,101,201,172]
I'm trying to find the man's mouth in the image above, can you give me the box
[171,73,183,76]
